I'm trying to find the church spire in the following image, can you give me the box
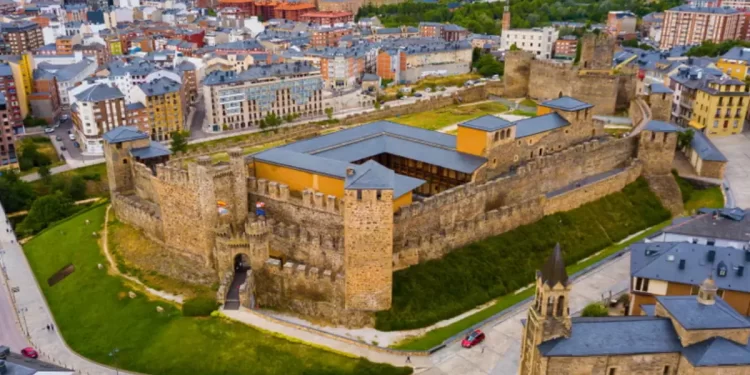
[540,243,569,288]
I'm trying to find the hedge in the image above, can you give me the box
[375,177,670,331]
[182,296,219,317]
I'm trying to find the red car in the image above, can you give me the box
[21,347,38,359]
[461,329,486,348]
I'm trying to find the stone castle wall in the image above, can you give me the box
[544,161,643,215]
[248,177,345,270]
[255,259,373,327]
[392,137,639,267]
[112,192,163,241]
[132,162,159,204]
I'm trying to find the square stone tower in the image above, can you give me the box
[343,161,394,311]
[638,120,679,176]
[103,126,151,194]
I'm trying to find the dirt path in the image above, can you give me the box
[102,205,184,304]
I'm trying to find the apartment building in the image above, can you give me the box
[553,35,577,60]
[0,63,25,135]
[309,27,352,48]
[1,21,44,55]
[660,6,741,50]
[692,75,749,137]
[418,22,469,41]
[29,70,61,125]
[131,77,183,141]
[37,58,98,108]
[500,27,558,60]
[299,11,353,26]
[607,11,637,35]
[377,39,473,83]
[203,62,323,132]
[0,92,15,166]
[125,101,149,133]
[305,45,373,89]
[71,83,126,155]
[716,46,750,80]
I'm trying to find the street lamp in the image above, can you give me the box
[109,348,120,375]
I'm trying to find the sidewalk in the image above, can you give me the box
[0,203,133,374]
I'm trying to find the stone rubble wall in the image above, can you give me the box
[392,137,639,268]
[112,192,163,241]
[254,259,374,327]
[248,177,345,270]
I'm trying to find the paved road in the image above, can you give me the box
[0,248,29,352]
[0,203,129,374]
[713,133,750,209]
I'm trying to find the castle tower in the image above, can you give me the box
[519,244,572,375]
[504,50,534,98]
[102,126,151,193]
[343,162,394,311]
[228,147,249,226]
[647,84,675,122]
[195,155,220,261]
[579,33,615,70]
[637,120,679,176]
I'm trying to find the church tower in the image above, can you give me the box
[502,0,511,32]
[519,244,572,375]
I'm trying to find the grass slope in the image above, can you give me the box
[24,205,411,375]
[389,102,508,130]
[376,178,671,331]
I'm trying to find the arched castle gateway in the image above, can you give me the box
[105,95,682,327]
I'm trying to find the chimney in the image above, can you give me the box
[678,259,685,270]
[346,167,354,176]
[707,250,716,263]
[738,265,745,277]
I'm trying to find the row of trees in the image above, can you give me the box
[18,137,54,172]
[356,0,681,34]
[686,40,750,57]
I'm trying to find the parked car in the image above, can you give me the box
[461,329,485,348]
[44,127,54,134]
[60,114,69,121]
[68,133,75,141]
[60,146,66,151]
[21,347,38,359]
[55,135,62,141]
[414,93,423,98]
[73,141,80,148]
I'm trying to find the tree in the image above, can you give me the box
[677,128,695,150]
[374,101,381,110]
[475,54,503,77]
[206,8,217,16]
[170,131,189,153]
[472,47,482,68]
[67,176,87,201]
[581,302,609,317]
[261,113,282,130]
[16,192,73,237]
[17,139,51,171]
[0,170,35,213]
[396,91,404,99]
[325,107,334,120]
[509,43,520,51]
[38,165,51,183]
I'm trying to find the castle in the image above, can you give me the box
[505,34,637,115]
[519,245,750,375]
[105,93,683,326]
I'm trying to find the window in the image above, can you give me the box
[608,368,617,375]
[663,366,670,375]
[634,277,650,292]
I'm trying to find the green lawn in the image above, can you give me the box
[391,220,672,351]
[388,102,508,131]
[510,109,537,117]
[24,204,411,375]
[519,98,537,108]
[683,186,724,214]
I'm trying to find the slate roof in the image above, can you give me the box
[460,115,512,131]
[362,73,379,82]
[682,337,750,366]
[538,316,683,356]
[541,96,593,112]
[515,113,570,138]
[657,295,750,330]
[649,83,674,94]
[345,160,394,191]
[138,77,180,96]
[103,126,149,143]
[662,209,748,242]
[689,130,727,162]
[645,120,681,132]
[125,102,146,111]
[721,46,750,62]
[0,63,11,77]
[130,141,171,159]
[74,84,124,102]
[203,61,317,85]
[641,304,656,316]
[630,242,750,293]
[669,4,738,14]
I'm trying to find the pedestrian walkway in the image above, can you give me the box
[0,203,133,374]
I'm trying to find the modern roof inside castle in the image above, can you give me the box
[254,121,488,196]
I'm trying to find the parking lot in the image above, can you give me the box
[713,133,750,209]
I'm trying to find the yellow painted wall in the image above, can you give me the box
[393,192,412,212]
[8,62,28,118]
[717,58,748,80]
[456,126,488,156]
[536,105,553,116]
[254,161,345,198]
[689,83,749,137]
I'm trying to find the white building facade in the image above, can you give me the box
[500,27,558,59]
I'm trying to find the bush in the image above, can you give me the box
[16,192,73,237]
[182,296,219,317]
[581,302,609,317]
[18,138,52,171]
[374,178,670,331]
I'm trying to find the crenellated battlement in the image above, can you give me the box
[155,164,192,188]
[265,258,344,283]
[248,177,342,214]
